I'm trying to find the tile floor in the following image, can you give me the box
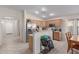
[0,34,32,54]
[49,40,79,54]
[0,34,79,54]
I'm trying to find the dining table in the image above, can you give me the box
[70,35,79,45]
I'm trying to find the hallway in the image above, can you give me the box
[0,34,30,54]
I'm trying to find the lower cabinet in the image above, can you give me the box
[28,34,33,51]
[53,31,61,41]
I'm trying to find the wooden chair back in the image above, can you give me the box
[66,32,79,53]
[65,32,72,41]
[65,32,72,51]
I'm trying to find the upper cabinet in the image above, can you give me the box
[31,20,46,27]
[45,19,62,27]
[27,19,62,28]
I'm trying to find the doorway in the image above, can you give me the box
[0,17,19,43]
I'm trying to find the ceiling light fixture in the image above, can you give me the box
[42,15,46,18]
[34,11,39,14]
[49,13,54,16]
[41,7,47,12]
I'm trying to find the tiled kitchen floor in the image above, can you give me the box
[1,34,79,54]
[0,34,32,54]
[48,39,79,54]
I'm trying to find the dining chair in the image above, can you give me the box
[65,32,72,53]
[65,32,79,54]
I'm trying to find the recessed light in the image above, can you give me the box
[41,7,47,12]
[34,11,39,14]
[42,15,46,18]
[49,13,54,16]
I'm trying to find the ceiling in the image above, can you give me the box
[1,5,79,19]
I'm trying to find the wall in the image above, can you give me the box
[59,15,79,41]
[47,15,79,41]
[0,23,2,45]
[0,7,24,42]
[0,19,19,36]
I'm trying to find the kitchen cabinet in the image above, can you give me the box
[30,19,62,29]
[53,31,61,41]
[28,34,33,51]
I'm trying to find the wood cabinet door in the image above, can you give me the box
[53,32,61,41]
[28,36,33,51]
